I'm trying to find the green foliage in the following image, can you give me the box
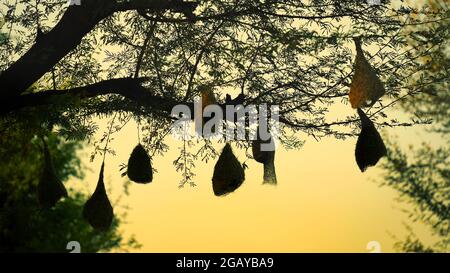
[379,0,449,253]
[394,235,435,253]
[0,119,140,252]
[3,191,124,253]
[399,1,450,135]
[381,141,449,252]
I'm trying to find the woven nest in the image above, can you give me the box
[349,40,385,109]
[83,163,114,231]
[195,88,218,132]
[38,141,67,208]
[355,108,387,172]
[212,143,245,196]
[127,144,153,183]
[252,128,275,164]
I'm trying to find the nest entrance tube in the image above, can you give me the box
[127,144,153,183]
[83,162,114,231]
[38,139,68,208]
[262,153,277,185]
[212,143,245,196]
[252,128,277,184]
[355,108,387,172]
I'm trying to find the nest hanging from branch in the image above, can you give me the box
[127,144,153,184]
[83,162,114,231]
[355,108,387,172]
[196,87,218,133]
[212,143,245,196]
[252,128,277,184]
[38,139,68,208]
[262,154,277,185]
[252,138,273,164]
[349,38,385,109]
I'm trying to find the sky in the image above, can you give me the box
[69,111,441,253]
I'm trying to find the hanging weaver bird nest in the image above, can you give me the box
[196,86,218,129]
[127,144,153,183]
[212,143,245,196]
[349,38,385,109]
[252,127,275,164]
[355,108,387,172]
[83,163,114,231]
[252,128,277,184]
[38,140,68,208]
[262,157,277,184]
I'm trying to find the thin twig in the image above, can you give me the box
[102,113,118,163]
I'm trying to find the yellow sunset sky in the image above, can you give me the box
[69,109,442,252]
[63,0,444,253]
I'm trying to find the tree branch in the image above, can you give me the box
[1,77,181,115]
[1,76,349,134]
[0,0,198,98]
[3,77,418,136]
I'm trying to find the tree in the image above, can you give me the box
[380,0,449,253]
[0,1,447,225]
[382,141,449,252]
[0,120,140,252]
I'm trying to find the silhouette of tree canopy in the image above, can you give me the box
[0,1,448,184]
[380,0,449,253]
[0,121,140,252]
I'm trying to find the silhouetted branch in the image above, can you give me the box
[0,0,198,97]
